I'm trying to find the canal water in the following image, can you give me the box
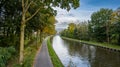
[52,35,120,67]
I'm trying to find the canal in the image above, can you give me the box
[52,35,120,67]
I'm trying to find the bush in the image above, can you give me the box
[13,64,22,67]
[0,47,16,67]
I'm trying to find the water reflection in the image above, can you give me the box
[52,35,120,67]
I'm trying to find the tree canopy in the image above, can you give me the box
[0,0,80,65]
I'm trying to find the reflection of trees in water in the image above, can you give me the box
[63,39,83,56]
[64,40,96,60]
[88,46,96,63]
[64,40,96,66]
[81,44,89,58]
[63,39,120,67]
[90,47,120,67]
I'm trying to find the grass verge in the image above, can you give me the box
[62,36,120,51]
[13,40,41,67]
[47,37,64,67]
[23,43,40,67]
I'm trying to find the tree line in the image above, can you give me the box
[61,8,120,45]
[0,0,80,66]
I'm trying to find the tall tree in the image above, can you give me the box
[90,8,113,42]
[68,23,76,38]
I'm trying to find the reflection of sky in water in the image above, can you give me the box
[52,35,69,66]
[52,35,93,67]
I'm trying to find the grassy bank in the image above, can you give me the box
[13,39,41,67]
[23,41,41,67]
[47,37,64,67]
[7,39,31,67]
[62,36,120,51]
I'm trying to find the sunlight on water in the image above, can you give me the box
[52,35,70,66]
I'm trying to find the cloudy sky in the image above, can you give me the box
[54,0,120,31]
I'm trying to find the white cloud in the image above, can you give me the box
[54,7,94,23]
[53,5,95,32]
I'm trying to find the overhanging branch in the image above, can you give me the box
[25,0,28,8]
[26,8,40,22]
[25,1,33,14]
[22,0,25,11]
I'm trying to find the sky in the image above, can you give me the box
[54,0,120,31]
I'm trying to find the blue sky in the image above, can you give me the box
[80,0,120,10]
[55,0,120,30]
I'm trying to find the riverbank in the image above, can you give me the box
[47,37,64,67]
[62,37,120,52]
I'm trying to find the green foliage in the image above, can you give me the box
[61,22,89,41]
[61,23,76,38]
[13,40,39,67]
[61,8,120,46]
[0,0,80,66]
[89,8,120,45]
[75,22,89,40]
[89,8,113,42]
[47,37,64,67]
[110,7,120,45]
[23,43,38,67]
[0,0,21,48]
[0,47,16,67]
[13,64,22,67]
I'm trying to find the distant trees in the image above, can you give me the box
[75,22,89,40]
[61,21,89,40]
[61,8,120,45]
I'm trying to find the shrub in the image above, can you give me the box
[0,47,16,67]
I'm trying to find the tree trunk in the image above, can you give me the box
[40,30,43,43]
[118,34,120,45]
[19,21,25,64]
[19,0,40,64]
[36,31,38,49]
[106,22,110,44]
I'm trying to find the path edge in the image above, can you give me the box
[32,43,43,67]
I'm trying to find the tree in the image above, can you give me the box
[43,16,56,35]
[67,23,76,38]
[61,21,89,40]
[110,7,120,45]
[74,21,89,40]
[19,0,80,64]
[90,8,113,42]
[0,0,22,47]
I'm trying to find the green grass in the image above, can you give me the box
[47,37,64,67]
[62,36,120,51]
[13,39,41,67]
[23,40,41,67]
